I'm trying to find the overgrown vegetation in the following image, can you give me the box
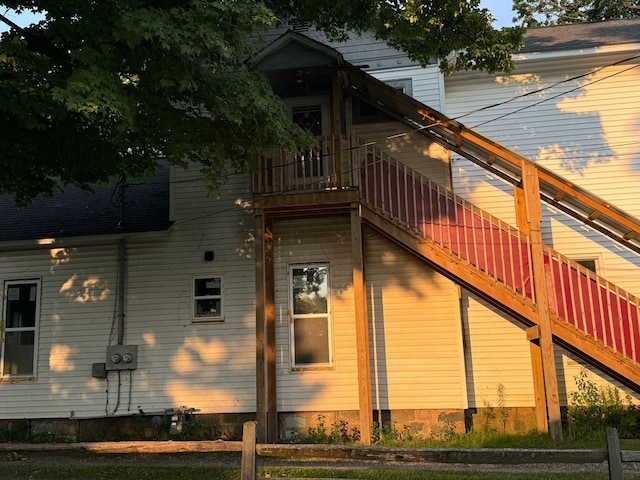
[292,373,640,449]
[567,369,640,440]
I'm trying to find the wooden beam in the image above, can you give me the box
[529,341,549,433]
[255,211,277,443]
[516,186,547,433]
[521,163,563,443]
[351,205,373,445]
[264,215,277,443]
[255,211,267,443]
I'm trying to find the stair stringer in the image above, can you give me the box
[360,202,640,392]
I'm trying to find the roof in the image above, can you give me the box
[0,161,172,243]
[521,17,640,53]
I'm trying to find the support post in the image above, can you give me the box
[255,211,277,443]
[525,326,549,432]
[351,205,373,444]
[241,421,257,480]
[607,427,623,480]
[521,163,563,442]
[516,187,548,433]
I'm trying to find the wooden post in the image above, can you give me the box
[521,162,563,443]
[351,205,373,444]
[241,421,257,480]
[607,427,623,480]
[525,326,549,432]
[255,212,277,443]
[516,187,548,434]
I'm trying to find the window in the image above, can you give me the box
[2,280,40,378]
[575,259,597,273]
[289,265,332,369]
[193,276,223,321]
[386,78,413,96]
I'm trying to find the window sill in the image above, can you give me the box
[191,318,225,324]
[291,366,334,372]
[0,376,36,383]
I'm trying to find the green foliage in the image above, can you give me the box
[567,369,640,439]
[0,420,30,442]
[513,0,640,27]
[479,384,510,433]
[305,415,361,444]
[371,421,425,446]
[0,1,524,204]
[270,0,525,74]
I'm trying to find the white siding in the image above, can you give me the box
[446,51,640,293]
[273,215,359,411]
[0,245,118,418]
[445,49,640,405]
[371,65,445,111]
[364,228,466,409]
[0,165,258,419]
[461,292,535,408]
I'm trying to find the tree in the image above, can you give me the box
[0,1,524,204]
[513,0,640,27]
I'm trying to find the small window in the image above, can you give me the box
[289,264,332,369]
[193,276,223,322]
[575,259,597,273]
[2,280,40,378]
[386,78,413,96]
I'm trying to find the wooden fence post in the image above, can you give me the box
[607,427,623,480]
[241,421,257,480]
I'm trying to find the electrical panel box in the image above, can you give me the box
[106,345,138,371]
[91,362,107,379]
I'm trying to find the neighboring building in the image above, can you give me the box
[1,20,640,443]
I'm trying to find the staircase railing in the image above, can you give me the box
[359,145,640,364]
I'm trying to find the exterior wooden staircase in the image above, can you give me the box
[357,148,640,390]
[252,62,640,443]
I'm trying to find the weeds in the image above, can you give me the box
[305,415,361,444]
[567,369,640,439]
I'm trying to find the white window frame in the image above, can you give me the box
[1,279,41,379]
[570,255,603,275]
[289,263,333,370]
[192,275,224,322]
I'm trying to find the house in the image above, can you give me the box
[1,19,640,443]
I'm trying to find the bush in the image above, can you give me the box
[567,369,640,439]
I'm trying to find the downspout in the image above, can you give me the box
[115,174,127,345]
[116,237,126,345]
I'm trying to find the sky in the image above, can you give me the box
[481,0,518,28]
[1,2,519,34]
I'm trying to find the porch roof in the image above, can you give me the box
[0,160,172,243]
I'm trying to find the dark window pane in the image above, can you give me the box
[292,267,328,315]
[294,317,329,365]
[576,259,597,272]
[5,284,37,328]
[195,298,221,318]
[194,278,221,297]
[3,331,35,375]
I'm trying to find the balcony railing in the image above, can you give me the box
[252,134,362,194]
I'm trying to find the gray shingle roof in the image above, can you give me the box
[0,161,172,243]
[521,17,640,53]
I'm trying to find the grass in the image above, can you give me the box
[0,466,631,480]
